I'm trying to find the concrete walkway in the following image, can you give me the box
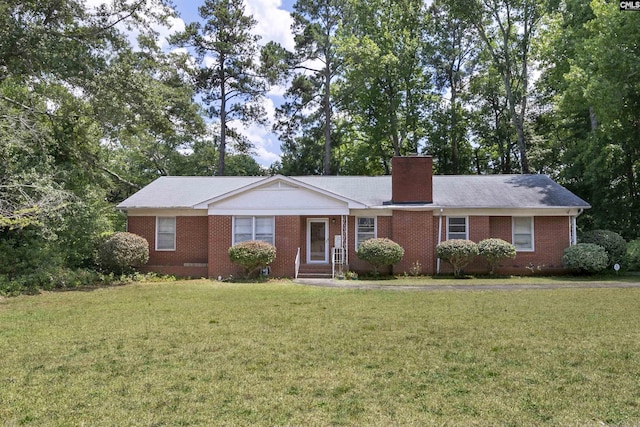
[293,278,640,292]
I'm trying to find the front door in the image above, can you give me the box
[307,219,329,263]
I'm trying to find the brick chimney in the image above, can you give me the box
[391,155,433,204]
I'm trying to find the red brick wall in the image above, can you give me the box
[272,216,301,277]
[208,216,236,278]
[435,215,570,275]
[128,212,572,278]
[127,216,208,277]
[506,217,569,274]
[391,156,433,203]
[391,210,435,275]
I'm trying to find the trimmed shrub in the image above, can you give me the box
[580,230,627,266]
[437,239,479,278]
[356,238,404,274]
[95,232,149,275]
[478,238,517,274]
[562,243,608,274]
[624,240,640,271]
[228,240,276,278]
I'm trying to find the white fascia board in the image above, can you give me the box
[125,208,208,217]
[435,207,586,217]
[368,205,586,216]
[210,207,350,216]
[348,208,393,217]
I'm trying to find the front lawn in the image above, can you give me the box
[348,273,640,286]
[1,280,640,425]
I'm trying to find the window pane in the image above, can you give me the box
[448,232,467,240]
[255,217,273,234]
[157,217,175,250]
[157,233,175,250]
[235,217,252,234]
[158,217,175,233]
[514,234,532,247]
[514,217,532,233]
[513,217,533,250]
[356,217,376,247]
[234,216,274,244]
[357,217,375,232]
[448,217,467,240]
[255,217,273,244]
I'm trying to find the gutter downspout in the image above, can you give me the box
[437,208,443,274]
[572,208,584,245]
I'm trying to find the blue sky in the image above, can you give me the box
[169,0,299,168]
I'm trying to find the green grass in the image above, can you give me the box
[354,273,640,286]
[2,280,640,425]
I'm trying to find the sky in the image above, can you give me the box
[166,0,300,168]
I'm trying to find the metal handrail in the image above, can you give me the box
[294,247,300,279]
[332,247,344,279]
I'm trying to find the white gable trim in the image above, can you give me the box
[193,175,366,215]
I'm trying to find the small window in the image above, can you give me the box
[513,217,534,251]
[356,217,376,249]
[447,217,468,240]
[156,217,176,251]
[233,216,274,245]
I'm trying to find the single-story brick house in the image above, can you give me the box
[117,156,590,278]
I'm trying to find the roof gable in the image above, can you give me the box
[194,175,366,215]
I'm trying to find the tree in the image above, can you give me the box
[425,0,479,174]
[453,0,545,173]
[478,238,516,274]
[537,0,640,238]
[436,239,479,277]
[0,0,197,279]
[228,240,276,278]
[338,0,432,170]
[171,0,266,176]
[356,238,404,274]
[274,0,346,175]
[90,38,206,198]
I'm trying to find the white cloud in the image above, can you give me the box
[244,0,295,50]
[228,97,282,167]
[156,15,186,49]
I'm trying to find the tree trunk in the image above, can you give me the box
[323,61,331,175]
[218,63,226,176]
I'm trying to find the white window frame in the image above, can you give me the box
[512,216,535,252]
[355,217,377,250]
[232,216,275,245]
[156,216,176,251]
[446,216,468,240]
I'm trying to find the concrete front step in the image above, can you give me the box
[297,273,333,279]
[297,264,334,279]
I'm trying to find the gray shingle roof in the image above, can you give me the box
[117,174,590,210]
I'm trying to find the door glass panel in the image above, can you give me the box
[310,221,326,262]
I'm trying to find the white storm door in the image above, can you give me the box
[307,219,329,263]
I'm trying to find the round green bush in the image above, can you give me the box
[562,243,608,274]
[478,238,516,274]
[228,240,276,278]
[580,229,627,266]
[356,238,404,273]
[436,239,479,277]
[95,232,149,275]
[624,240,640,271]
